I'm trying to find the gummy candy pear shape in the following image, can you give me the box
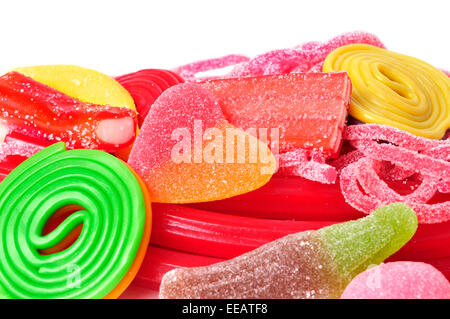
[159,203,418,299]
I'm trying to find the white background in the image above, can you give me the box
[0,0,448,76]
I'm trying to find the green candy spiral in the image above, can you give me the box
[0,142,146,299]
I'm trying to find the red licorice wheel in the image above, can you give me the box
[116,69,184,126]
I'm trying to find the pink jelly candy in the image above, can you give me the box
[341,262,450,299]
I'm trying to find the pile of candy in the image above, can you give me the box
[0,31,449,299]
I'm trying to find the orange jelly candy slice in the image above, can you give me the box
[128,83,277,203]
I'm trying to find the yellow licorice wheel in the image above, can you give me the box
[323,44,450,139]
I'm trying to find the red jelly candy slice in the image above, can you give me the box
[0,72,137,152]
[201,72,352,157]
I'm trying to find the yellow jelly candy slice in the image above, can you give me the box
[323,44,450,139]
[12,65,136,111]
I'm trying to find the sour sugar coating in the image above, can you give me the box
[172,31,384,80]
[339,124,450,223]
[230,31,385,77]
[341,262,450,299]
[0,72,137,152]
[173,54,250,81]
[159,203,417,299]
[12,65,136,111]
[201,72,352,157]
[128,83,277,203]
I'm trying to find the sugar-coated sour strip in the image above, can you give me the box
[159,203,417,299]
[201,72,352,157]
[340,157,450,223]
[344,124,445,151]
[0,143,147,298]
[0,72,137,152]
[233,31,385,77]
[173,54,249,81]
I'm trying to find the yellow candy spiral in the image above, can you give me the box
[323,44,450,139]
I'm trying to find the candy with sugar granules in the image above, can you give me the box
[127,83,276,203]
[233,32,385,77]
[12,64,136,111]
[341,262,450,299]
[0,72,137,152]
[176,31,385,80]
[173,54,249,81]
[116,69,184,126]
[0,143,148,298]
[278,149,338,184]
[323,44,450,139]
[339,124,450,223]
[201,72,352,156]
[159,203,417,299]
[0,133,51,181]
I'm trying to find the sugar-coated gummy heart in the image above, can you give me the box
[116,69,184,127]
[0,143,147,299]
[323,44,450,139]
[201,72,352,157]
[341,262,450,299]
[128,83,276,203]
[159,203,417,299]
[12,65,136,111]
[0,72,138,152]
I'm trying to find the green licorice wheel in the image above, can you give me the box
[0,142,146,299]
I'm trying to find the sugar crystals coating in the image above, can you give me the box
[128,83,276,203]
[339,124,450,223]
[341,262,450,299]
